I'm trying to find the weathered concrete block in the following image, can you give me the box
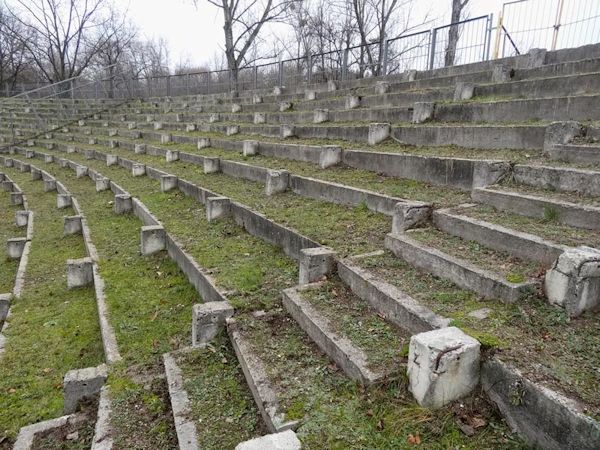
[57,194,72,209]
[279,101,292,112]
[175,113,183,122]
[345,95,361,109]
[58,159,69,168]
[304,90,316,101]
[108,128,118,137]
[299,247,336,285]
[492,64,512,83]
[132,163,146,177]
[45,143,55,150]
[319,146,342,169]
[472,161,511,188]
[114,194,132,214]
[273,85,283,95]
[45,132,53,139]
[26,139,35,147]
[62,127,69,133]
[88,138,97,145]
[412,102,435,124]
[375,81,390,94]
[265,170,289,196]
[84,149,94,160]
[161,133,172,144]
[231,103,242,113]
[15,210,30,227]
[108,139,118,149]
[206,196,231,222]
[192,301,234,346]
[403,69,417,82]
[543,121,585,156]
[134,143,146,154]
[327,80,337,92]
[78,119,86,126]
[186,123,197,132]
[30,168,41,181]
[203,157,220,174]
[146,114,154,123]
[0,293,11,322]
[3,159,13,168]
[226,125,239,136]
[313,109,329,124]
[253,94,263,104]
[527,48,547,68]
[254,112,266,124]
[75,165,88,178]
[128,122,137,130]
[63,365,107,414]
[368,123,390,146]
[120,114,127,122]
[160,175,178,192]
[198,137,211,149]
[408,326,480,409]
[7,237,26,259]
[140,225,166,255]
[281,124,295,139]
[106,154,118,166]
[154,121,163,130]
[64,215,83,235]
[454,82,475,101]
[95,177,110,192]
[25,150,35,159]
[102,121,109,127]
[544,246,600,317]
[392,203,431,233]
[67,257,94,289]
[43,179,57,192]
[209,113,220,123]
[235,430,302,450]
[166,149,179,162]
[44,154,54,164]
[243,140,259,156]
[131,130,142,139]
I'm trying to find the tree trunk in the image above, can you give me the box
[444,0,468,67]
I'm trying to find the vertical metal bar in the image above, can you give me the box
[342,49,348,80]
[253,65,258,89]
[428,28,437,70]
[278,60,284,87]
[551,0,566,50]
[307,53,312,83]
[186,74,190,96]
[493,9,504,59]
[382,38,389,75]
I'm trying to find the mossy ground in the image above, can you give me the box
[0,168,103,445]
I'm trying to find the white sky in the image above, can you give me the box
[124,0,507,70]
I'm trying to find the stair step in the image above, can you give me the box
[550,143,600,164]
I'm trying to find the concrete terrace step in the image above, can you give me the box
[513,164,600,197]
[384,231,537,303]
[547,143,600,165]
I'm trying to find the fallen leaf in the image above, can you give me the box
[407,432,421,445]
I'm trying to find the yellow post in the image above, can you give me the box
[551,0,566,50]
[492,10,504,59]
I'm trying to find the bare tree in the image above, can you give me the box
[0,5,36,94]
[5,0,113,84]
[198,0,293,87]
[444,0,469,67]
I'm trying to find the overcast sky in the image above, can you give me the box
[123,0,507,70]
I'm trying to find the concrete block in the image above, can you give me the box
[75,165,88,178]
[265,170,289,196]
[78,120,86,126]
[319,146,342,169]
[154,121,163,130]
[235,430,302,450]
[206,196,231,222]
[64,215,83,235]
[412,102,435,124]
[26,140,35,147]
[454,82,475,101]
[25,150,35,159]
[83,128,92,135]
[304,90,316,100]
[114,194,132,214]
[30,168,41,180]
[279,102,292,112]
[544,246,600,317]
[345,95,361,109]
[128,122,137,130]
[254,112,266,124]
[175,113,183,122]
[10,192,23,206]
[58,159,69,168]
[44,154,54,163]
[203,157,220,174]
[63,365,107,414]
[231,103,242,113]
[44,179,57,192]
[327,80,337,92]
[67,257,94,289]
[132,163,146,177]
[313,109,329,124]
[253,94,263,104]
[45,132,53,139]
[140,225,166,255]
[226,125,239,136]
[146,115,154,123]
[96,177,110,192]
[198,137,211,149]
[3,159,13,168]
[45,143,55,150]
[161,133,172,144]
[376,81,390,94]
[192,301,234,346]
[108,129,118,137]
[106,154,118,166]
[108,139,118,149]
[15,210,30,227]
[88,138,97,145]
[185,123,197,132]
[102,121,109,127]
[161,175,178,192]
[166,149,179,162]
[84,149,94,160]
[368,123,390,145]
[243,140,259,156]
[1,181,13,192]
[7,237,26,259]
[134,143,146,154]
[299,247,336,285]
[0,293,11,322]
[62,127,69,133]
[392,203,431,233]
[131,130,142,139]
[527,48,547,68]
[209,113,220,123]
[120,114,127,122]
[280,124,295,139]
[408,326,480,409]
[403,69,417,82]
[57,194,72,209]
[492,64,512,83]
[273,86,283,95]
[543,121,585,156]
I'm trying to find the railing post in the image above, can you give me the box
[485,13,494,61]
[428,28,438,70]
[278,60,284,87]
[342,48,349,80]
[493,10,504,59]
[551,0,566,51]
[382,38,389,76]
[207,72,211,94]
[253,66,258,89]
[166,76,171,97]
[186,74,190,96]
[307,53,312,83]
